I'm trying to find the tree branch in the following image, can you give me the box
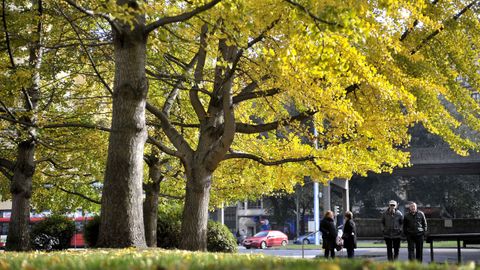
[42,122,111,132]
[0,100,17,120]
[345,84,360,95]
[35,157,73,170]
[224,151,316,166]
[0,115,33,126]
[190,24,208,122]
[146,102,193,160]
[411,1,478,55]
[159,193,184,200]
[400,19,419,41]
[146,136,183,158]
[0,167,13,180]
[50,184,101,204]
[233,88,280,104]
[205,42,237,170]
[144,0,221,34]
[1,0,15,68]
[222,19,280,88]
[169,121,199,128]
[235,110,317,134]
[400,0,441,41]
[284,0,342,27]
[58,6,113,94]
[0,158,14,171]
[63,0,121,34]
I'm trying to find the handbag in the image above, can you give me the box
[335,235,344,251]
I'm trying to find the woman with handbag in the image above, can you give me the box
[320,210,337,259]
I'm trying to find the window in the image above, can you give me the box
[0,223,8,235]
[247,200,262,209]
[238,201,246,210]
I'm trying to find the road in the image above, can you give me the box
[238,246,480,264]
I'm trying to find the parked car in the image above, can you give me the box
[293,232,322,245]
[242,230,288,249]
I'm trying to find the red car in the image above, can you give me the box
[242,230,288,249]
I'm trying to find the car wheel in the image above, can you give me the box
[245,246,251,249]
[281,240,287,247]
[260,241,267,249]
[303,239,309,245]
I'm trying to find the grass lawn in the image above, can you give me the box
[0,249,477,270]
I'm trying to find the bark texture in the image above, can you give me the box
[180,164,212,251]
[143,157,163,247]
[6,141,35,251]
[97,9,148,247]
[178,40,237,251]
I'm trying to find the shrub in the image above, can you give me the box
[84,215,100,248]
[30,215,75,250]
[207,220,238,253]
[156,206,182,249]
[156,205,237,252]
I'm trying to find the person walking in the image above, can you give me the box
[342,211,357,258]
[381,200,403,261]
[403,202,427,262]
[320,210,337,259]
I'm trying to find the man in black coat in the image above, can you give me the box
[403,202,427,262]
[320,210,337,259]
[342,211,357,258]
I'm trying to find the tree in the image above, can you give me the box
[144,0,480,250]
[0,0,112,250]
[62,0,221,248]
[0,0,45,251]
[14,0,479,251]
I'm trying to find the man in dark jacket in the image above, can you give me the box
[342,211,357,258]
[381,200,403,261]
[320,210,337,259]
[403,202,427,262]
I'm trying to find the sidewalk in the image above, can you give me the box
[239,246,480,264]
[335,247,480,263]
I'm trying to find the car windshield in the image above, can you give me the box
[254,231,268,237]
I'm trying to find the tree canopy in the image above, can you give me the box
[0,0,479,250]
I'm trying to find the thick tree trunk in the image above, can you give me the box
[97,20,148,247]
[6,140,35,251]
[180,166,211,251]
[143,182,159,247]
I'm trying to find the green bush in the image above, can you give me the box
[206,220,238,253]
[30,215,75,250]
[156,206,182,249]
[156,205,237,252]
[84,215,100,248]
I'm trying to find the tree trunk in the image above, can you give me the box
[143,158,163,247]
[6,140,35,251]
[180,165,211,251]
[97,19,148,248]
[143,182,160,247]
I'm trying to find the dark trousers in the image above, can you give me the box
[324,248,335,259]
[407,234,424,262]
[346,248,354,258]
[384,237,401,261]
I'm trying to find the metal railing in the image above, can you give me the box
[301,230,321,258]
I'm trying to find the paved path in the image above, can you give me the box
[239,247,480,264]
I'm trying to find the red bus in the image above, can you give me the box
[0,216,92,249]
